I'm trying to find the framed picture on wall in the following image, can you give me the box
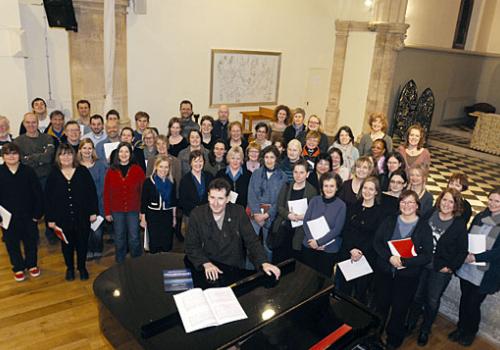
[210,49,281,107]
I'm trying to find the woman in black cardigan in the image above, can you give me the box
[178,150,213,235]
[407,188,468,346]
[269,159,318,264]
[373,189,433,350]
[0,142,43,281]
[450,187,500,346]
[337,176,383,304]
[140,155,177,253]
[46,144,98,281]
[215,146,251,208]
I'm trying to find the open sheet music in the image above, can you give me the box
[173,287,247,333]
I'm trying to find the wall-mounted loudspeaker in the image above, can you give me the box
[43,0,78,32]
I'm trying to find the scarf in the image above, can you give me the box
[302,146,320,159]
[153,175,173,208]
[226,166,243,182]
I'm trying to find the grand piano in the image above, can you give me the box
[93,253,382,349]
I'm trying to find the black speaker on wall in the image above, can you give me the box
[43,0,78,32]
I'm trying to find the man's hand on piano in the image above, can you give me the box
[203,262,223,281]
[262,263,281,280]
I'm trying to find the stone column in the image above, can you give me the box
[68,0,130,126]
[363,22,408,132]
[324,21,349,135]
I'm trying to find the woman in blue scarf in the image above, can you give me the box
[140,155,177,253]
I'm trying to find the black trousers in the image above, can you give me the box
[301,248,337,278]
[374,269,420,348]
[271,221,298,264]
[336,265,374,305]
[457,278,488,336]
[4,219,38,272]
[147,210,174,254]
[61,224,89,271]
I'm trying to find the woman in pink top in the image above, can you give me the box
[397,124,431,173]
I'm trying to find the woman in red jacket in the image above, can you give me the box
[104,142,145,263]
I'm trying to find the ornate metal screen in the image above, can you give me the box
[392,80,435,141]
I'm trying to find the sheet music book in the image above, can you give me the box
[0,205,12,230]
[388,237,417,258]
[54,226,69,244]
[173,287,248,333]
[229,191,238,204]
[338,256,373,282]
[90,215,104,231]
[306,216,330,241]
[468,234,487,266]
[288,198,308,228]
[163,269,193,292]
[103,141,120,160]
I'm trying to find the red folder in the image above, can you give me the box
[388,237,416,258]
[54,226,69,244]
[309,323,352,350]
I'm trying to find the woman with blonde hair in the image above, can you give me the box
[357,112,393,156]
[226,121,248,150]
[78,138,108,260]
[0,115,13,147]
[280,139,303,182]
[141,127,158,162]
[140,155,177,253]
[339,156,374,207]
[216,146,251,207]
[408,163,433,217]
[297,115,328,153]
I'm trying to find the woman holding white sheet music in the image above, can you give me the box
[301,172,346,277]
[372,189,432,350]
[336,176,383,304]
[406,188,468,346]
[448,187,500,347]
[269,159,318,264]
[78,138,108,260]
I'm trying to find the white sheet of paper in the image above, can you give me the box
[143,226,149,251]
[288,198,308,228]
[204,287,248,325]
[0,205,12,230]
[306,216,330,241]
[229,191,238,204]
[79,125,85,135]
[468,234,487,266]
[104,141,120,160]
[90,215,104,231]
[338,256,373,282]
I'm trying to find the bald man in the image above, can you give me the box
[13,112,55,188]
[213,105,230,141]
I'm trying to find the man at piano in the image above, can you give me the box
[185,178,281,281]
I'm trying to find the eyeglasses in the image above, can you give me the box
[390,180,405,185]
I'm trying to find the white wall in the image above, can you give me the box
[19,3,72,118]
[338,31,376,136]
[405,0,461,49]
[0,0,29,136]
[127,0,337,133]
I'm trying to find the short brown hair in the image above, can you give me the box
[135,111,150,122]
[306,130,321,141]
[368,112,388,131]
[448,173,469,191]
[435,188,464,217]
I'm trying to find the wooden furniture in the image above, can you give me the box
[470,112,500,155]
[240,107,275,134]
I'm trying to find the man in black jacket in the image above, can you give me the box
[185,178,280,281]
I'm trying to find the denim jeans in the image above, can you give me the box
[418,268,453,333]
[112,211,142,263]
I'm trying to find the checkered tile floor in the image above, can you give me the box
[428,130,471,148]
[426,145,499,215]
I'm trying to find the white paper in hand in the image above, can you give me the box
[91,215,104,231]
[468,234,487,266]
[338,256,373,281]
[229,191,238,204]
[0,205,12,230]
[288,198,307,228]
[104,142,120,161]
[306,216,330,241]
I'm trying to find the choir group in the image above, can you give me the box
[0,99,498,349]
